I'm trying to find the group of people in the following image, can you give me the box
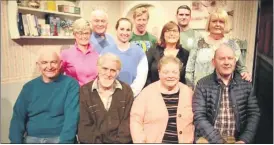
[9,5,260,144]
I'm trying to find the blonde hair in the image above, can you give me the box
[205,8,230,33]
[97,53,122,71]
[133,7,149,19]
[72,18,91,33]
[158,56,183,72]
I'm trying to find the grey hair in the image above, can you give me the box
[214,41,237,58]
[97,53,122,71]
[91,9,109,21]
[36,48,61,62]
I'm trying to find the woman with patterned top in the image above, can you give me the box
[185,8,251,89]
[130,56,194,143]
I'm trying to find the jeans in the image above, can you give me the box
[24,136,60,144]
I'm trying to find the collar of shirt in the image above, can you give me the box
[39,73,63,84]
[94,33,110,48]
[74,42,94,55]
[91,78,122,92]
[216,73,234,86]
[94,32,106,40]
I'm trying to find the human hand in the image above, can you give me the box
[235,140,245,144]
[241,72,252,82]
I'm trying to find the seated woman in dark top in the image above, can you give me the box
[146,21,189,86]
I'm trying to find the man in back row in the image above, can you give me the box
[176,5,201,52]
[130,7,157,52]
[90,9,116,53]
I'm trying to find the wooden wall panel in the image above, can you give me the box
[231,1,258,73]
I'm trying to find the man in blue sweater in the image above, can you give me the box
[9,48,80,143]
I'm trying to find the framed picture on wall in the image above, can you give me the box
[189,0,234,30]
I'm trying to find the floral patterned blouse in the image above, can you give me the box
[185,37,247,88]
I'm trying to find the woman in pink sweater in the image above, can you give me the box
[130,56,194,143]
[61,18,99,86]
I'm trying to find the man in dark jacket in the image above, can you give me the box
[192,43,260,143]
[77,53,134,143]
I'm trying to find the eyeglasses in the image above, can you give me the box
[165,29,179,34]
[75,32,91,37]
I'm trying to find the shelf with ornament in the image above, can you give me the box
[8,0,82,39]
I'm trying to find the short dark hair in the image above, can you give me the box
[176,5,191,14]
[115,17,133,30]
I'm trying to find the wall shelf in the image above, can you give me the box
[18,6,81,18]
[20,36,75,39]
[8,1,83,40]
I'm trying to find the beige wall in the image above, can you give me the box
[1,0,258,143]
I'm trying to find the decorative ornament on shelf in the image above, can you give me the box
[60,19,73,36]
[27,0,40,9]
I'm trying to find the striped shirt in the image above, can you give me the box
[161,90,180,144]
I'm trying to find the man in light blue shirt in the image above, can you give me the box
[89,9,116,53]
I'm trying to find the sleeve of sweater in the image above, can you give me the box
[185,46,198,89]
[192,82,225,143]
[77,85,102,143]
[234,41,248,73]
[130,89,148,143]
[239,84,260,143]
[130,55,148,97]
[59,80,80,143]
[145,47,155,86]
[9,84,30,143]
[116,86,134,143]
